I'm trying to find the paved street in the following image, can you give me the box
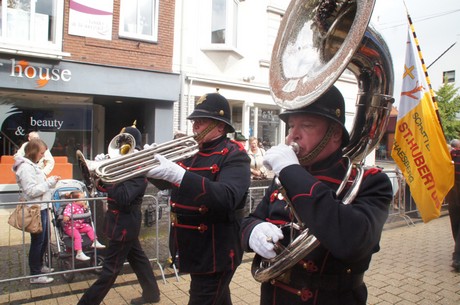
[0,213,459,304]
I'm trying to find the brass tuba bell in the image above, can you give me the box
[107,133,136,158]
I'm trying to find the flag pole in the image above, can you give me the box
[403,2,446,138]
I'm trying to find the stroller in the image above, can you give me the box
[49,179,105,282]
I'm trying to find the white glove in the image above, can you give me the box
[249,222,284,259]
[143,143,158,150]
[263,144,299,176]
[95,153,108,162]
[146,154,186,185]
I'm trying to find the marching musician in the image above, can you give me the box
[240,86,392,305]
[78,124,161,305]
[146,92,251,305]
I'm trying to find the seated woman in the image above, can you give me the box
[62,191,105,261]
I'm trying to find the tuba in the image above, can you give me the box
[77,134,199,195]
[251,0,394,282]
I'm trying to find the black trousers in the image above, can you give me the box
[77,237,160,305]
[188,269,236,305]
[448,183,460,261]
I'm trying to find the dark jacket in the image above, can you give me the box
[103,176,147,241]
[241,149,392,304]
[164,135,251,274]
[451,149,460,183]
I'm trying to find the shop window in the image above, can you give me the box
[210,0,238,48]
[0,0,64,56]
[0,95,93,180]
[250,107,280,150]
[443,70,455,83]
[231,104,242,133]
[119,0,159,43]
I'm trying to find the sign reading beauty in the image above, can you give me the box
[0,58,72,88]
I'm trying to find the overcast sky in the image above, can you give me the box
[370,0,460,105]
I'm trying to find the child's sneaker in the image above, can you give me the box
[76,252,91,261]
[30,276,54,284]
[92,240,106,249]
[41,266,54,273]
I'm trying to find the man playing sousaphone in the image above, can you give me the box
[146,92,251,305]
[240,86,392,304]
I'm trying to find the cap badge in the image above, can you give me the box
[219,110,224,116]
[197,95,207,106]
[335,109,341,117]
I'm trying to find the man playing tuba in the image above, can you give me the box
[146,92,251,305]
[240,86,392,305]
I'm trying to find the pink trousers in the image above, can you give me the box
[63,225,95,251]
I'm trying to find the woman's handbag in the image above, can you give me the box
[8,204,43,234]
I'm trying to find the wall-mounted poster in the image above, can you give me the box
[68,0,113,40]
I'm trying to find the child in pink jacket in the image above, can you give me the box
[62,191,105,260]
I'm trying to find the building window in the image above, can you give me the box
[250,107,281,149]
[210,0,238,48]
[443,70,455,83]
[119,0,159,43]
[0,0,64,56]
[266,6,284,60]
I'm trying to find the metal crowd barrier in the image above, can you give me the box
[0,191,176,285]
[0,197,106,284]
[384,169,415,226]
[0,171,434,285]
[143,193,179,283]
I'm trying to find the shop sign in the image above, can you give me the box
[255,109,280,124]
[0,58,72,88]
[0,104,92,136]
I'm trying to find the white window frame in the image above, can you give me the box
[443,70,455,83]
[119,0,159,43]
[0,0,66,59]
[203,0,239,52]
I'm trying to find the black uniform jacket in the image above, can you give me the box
[152,135,251,274]
[241,149,392,304]
[103,176,147,241]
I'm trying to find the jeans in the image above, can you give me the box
[29,209,49,275]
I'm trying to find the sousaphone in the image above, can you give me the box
[252,0,394,282]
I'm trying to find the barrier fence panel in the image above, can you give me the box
[0,197,106,285]
[0,191,178,286]
[0,173,442,286]
[384,169,415,226]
